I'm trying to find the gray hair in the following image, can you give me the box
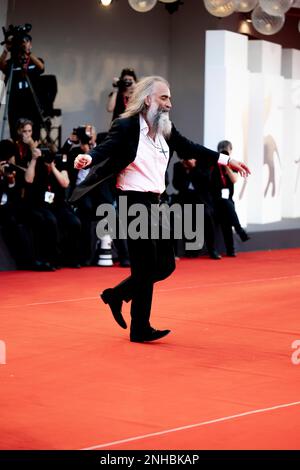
[217,140,233,153]
[121,76,170,118]
[16,118,33,131]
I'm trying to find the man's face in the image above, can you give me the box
[19,124,33,141]
[85,125,96,145]
[145,81,172,137]
[146,82,172,124]
[147,81,172,114]
[20,39,32,54]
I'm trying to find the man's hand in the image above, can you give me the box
[32,148,42,159]
[228,159,251,178]
[0,161,7,176]
[23,135,39,149]
[112,77,119,88]
[183,158,197,170]
[74,154,92,169]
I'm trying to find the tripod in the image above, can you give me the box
[0,58,53,143]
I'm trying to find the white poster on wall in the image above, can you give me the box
[248,74,283,224]
[282,79,300,218]
[204,30,249,227]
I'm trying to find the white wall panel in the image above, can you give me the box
[282,49,300,80]
[247,74,284,223]
[281,80,300,217]
[204,30,249,226]
[247,41,283,224]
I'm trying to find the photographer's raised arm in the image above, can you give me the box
[22,134,39,151]
[0,47,9,73]
[107,90,118,112]
[107,77,121,112]
[25,148,41,183]
[50,163,69,189]
[28,53,44,72]
[0,161,7,176]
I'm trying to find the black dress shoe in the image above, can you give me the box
[67,262,81,268]
[227,251,236,257]
[100,288,127,329]
[130,328,171,343]
[237,229,251,242]
[208,250,222,260]
[33,261,56,271]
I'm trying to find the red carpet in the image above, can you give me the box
[1,248,300,450]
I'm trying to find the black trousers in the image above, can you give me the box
[112,191,176,335]
[27,204,81,265]
[217,198,243,254]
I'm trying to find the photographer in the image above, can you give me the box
[211,140,250,257]
[0,138,34,269]
[106,68,137,121]
[0,24,45,140]
[66,125,99,266]
[12,118,41,180]
[0,140,17,203]
[60,124,96,157]
[24,144,81,269]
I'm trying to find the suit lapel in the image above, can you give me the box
[69,115,141,203]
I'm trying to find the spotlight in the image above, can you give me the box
[100,0,113,6]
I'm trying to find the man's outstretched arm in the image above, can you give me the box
[227,158,250,178]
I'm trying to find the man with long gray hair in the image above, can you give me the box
[70,76,250,343]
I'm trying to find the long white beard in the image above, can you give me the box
[147,105,172,138]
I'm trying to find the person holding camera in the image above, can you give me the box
[66,125,113,266]
[24,141,82,269]
[0,26,45,140]
[0,137,39,269]
[211,140,250,257]
[60,124,97,158]
[0,140,21,268]
[106,68,137,121]
[11,119,44,207]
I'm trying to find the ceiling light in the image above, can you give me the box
[128,0,157,13]
[100,0,113,6]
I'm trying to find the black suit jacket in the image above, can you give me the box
[69,114,220,203]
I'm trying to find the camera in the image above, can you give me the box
[73,126,87,138]
[40,147,56,164]
[113,78,134,92]
[3,163,16,174]
[1,23,32,60]
[73,126,92,145]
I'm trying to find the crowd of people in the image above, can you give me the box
[0,38,250,273]
[0,37,251,342]
[172,140,250,260]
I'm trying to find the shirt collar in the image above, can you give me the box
[139,114,149,136]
